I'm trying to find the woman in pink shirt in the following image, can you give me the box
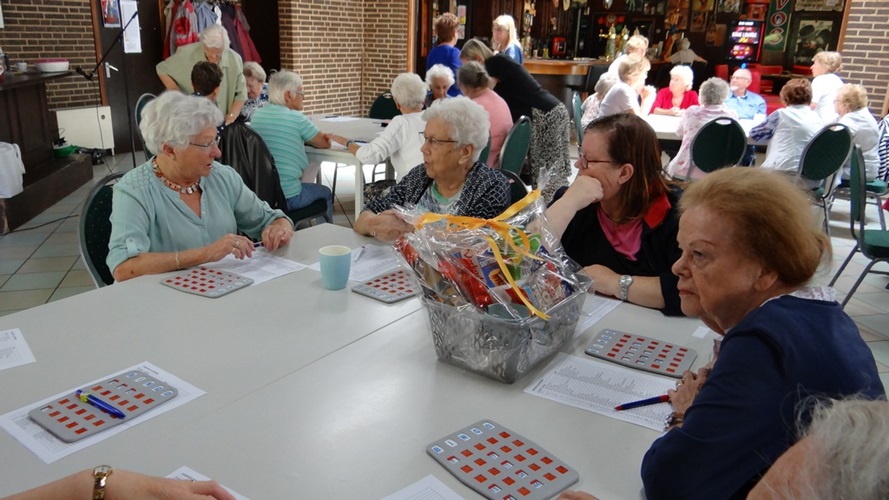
[457,61,513,168]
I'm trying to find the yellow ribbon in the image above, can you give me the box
[416,189,550,319]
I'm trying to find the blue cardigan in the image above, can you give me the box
[641,295,885,499]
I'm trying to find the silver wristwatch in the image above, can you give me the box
[619,274,634,301]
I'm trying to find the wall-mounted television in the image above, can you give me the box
[727,20,764,62]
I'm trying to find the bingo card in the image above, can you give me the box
[161,267,253,298]
[427,419,578,499]
[584,329,697,378]
[28,370,178,443]
[351,269,419,304]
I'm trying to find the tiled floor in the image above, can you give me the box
[1,150,888,388]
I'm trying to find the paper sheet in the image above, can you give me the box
[213,249,306,285]
[525,353,675,431]
[167,466,249,500]
[382,474,464,500]
[320,116,362,122]
[692,324,716,338]
[0,329,36,371]
[0,361,205,463]
[120,1,142,54]
[307,244,401,282]
[573,294,622,338]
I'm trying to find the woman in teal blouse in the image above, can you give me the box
[108,92,294,282]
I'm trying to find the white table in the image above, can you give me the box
[644,114,761,142]
[1,289,709,498]
[0,224,423,495]
[306,115,389,219]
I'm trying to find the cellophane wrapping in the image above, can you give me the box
[394,191,592,383]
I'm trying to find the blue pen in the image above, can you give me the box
[76,390,126,419]
[614,394,670,411]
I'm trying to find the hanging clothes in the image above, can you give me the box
[218,4,244,60]
[193,1,218,34]
[163,0,199,59]
[232,3,261,63]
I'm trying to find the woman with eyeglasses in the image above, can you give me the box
[353,97,511,242]
[249,70,333,221]
[156,25,246,125]
[545,113,684,315]
[108,92,294,282]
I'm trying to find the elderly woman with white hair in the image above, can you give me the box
[249,70,333,220]
[156,25,247,124]
[331,73,427,179]
[810,51,844,123]
[425,64,456,108]
[107,92,293,282]
[665,77,738,179]
[581,72,618,130]
[836,83,880,181]
[354,97,511,242]
[650,65,699,116]
[239,61,269,121]
[492,14,523,63]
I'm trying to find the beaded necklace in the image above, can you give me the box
[153,160,201,195]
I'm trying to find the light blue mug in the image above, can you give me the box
[319,245,352,290]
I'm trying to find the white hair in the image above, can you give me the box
[140,91,222,153]
[422,96,490,162]
[200,24,230,50]
[426,64,455,88]
[670,64,694,90]
[391,73,428,110]
[243,61,266,83]
[796,399,889,500]
[699,77,730,105]
[267,70,303,106]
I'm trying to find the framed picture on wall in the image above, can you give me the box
[691,11,709,32]
[789,18,836,65]
[102,0,121,28]
[716,0,740,14]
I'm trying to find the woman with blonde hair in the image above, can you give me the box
[492,14,523,63]
[836,83,880,181]
[810,50,844,123]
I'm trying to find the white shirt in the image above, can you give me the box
[355,111,425,179]
[839,107,880,181]
[598,81,639,118]
[750,104,821,174]
[811,73,844,124]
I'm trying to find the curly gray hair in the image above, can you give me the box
[670,64,694,90]
[422,96,490,162]
[698,77,730,106]
[267,70,303,106]
[140,91,222,153]
[426,64,455,88]
[199,25,230,50]
[391,73,428,110]
[594,72,619,98]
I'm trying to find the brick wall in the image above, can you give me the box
[279,0,409,116]
[841,0,889,116]
[0,0,99,108]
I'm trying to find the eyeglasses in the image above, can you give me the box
[578,155,619,168]
[419,133,458,147]
[189,136,221,150]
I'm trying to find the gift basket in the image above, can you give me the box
[395,189,591,383]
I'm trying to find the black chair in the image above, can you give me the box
[499,116,532,176]
[134,93,156,160]
[567,65,608,97]
[686,118,746,179]
[79,172,126,287]
[219,122,331,228]
[368,92,401,120]
[499,169,529,205]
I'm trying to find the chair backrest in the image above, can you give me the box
[799,123,852,182]
[499,169,528,205]
[572,92,583,150]
[690,61,709,92]
[689,117,747,176]
[478,134,492,165]
[499,115,531,175]
[368,92,401,120]
[747,69,761,94]
[583,65,608,93]
[79,172,126,287]
[134,93,156,159]
[218,122,288,210]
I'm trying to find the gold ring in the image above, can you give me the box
[676,380,684,387]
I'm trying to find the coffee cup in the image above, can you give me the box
[319,245,352,290]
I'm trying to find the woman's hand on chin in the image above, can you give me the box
[563,176,604,212]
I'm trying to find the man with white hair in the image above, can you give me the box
[724,68,766,165]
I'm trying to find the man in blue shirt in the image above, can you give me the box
[724,68,766,166]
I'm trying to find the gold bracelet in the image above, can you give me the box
[175,251,180,270]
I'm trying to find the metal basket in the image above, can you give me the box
[424,274,590,383]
